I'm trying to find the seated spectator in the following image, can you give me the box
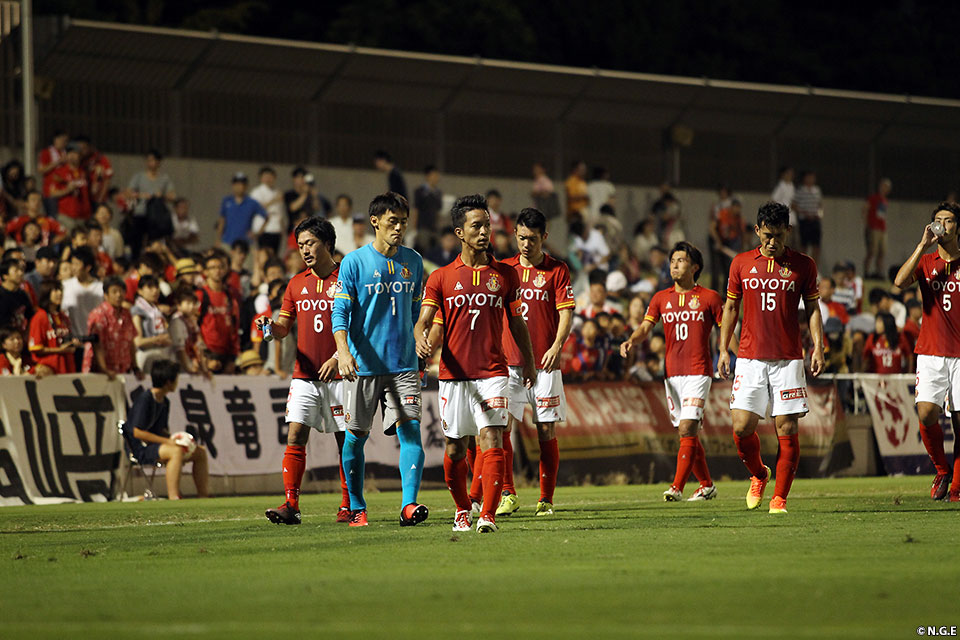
[25,246,58,294]
[577,269,623,320]
[493,229,513,261]
[863,311,912,374]
[625,293,648,332]
[818,277,850,327]
[425,227,459,267]
[569,219,610,272]
[228,239,251,299]
[903,298,921,351]
[238,349,266,375]
[597,204,624,255]
[19,220,43,263]
[822,316,852,374]
[84,276,138,378]
[93,204,125,259]
[168,288,208,376]
[831,262,861,313]
[198,254,240,374]
[0,258,33,334]
[28,280,79,375]
[49,143,91,229]
[85,220,116,277]
[5,190,66,246]
[643,245,672,292]
[869,286,906,329]
[131,275,173,374]
[123,359,209,500]
[0,326,36,375]
[561,318,607,382]
[171,197,200,250]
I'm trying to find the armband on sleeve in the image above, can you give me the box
[509,299,523,317]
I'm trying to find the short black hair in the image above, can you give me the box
[931,201,960,222]
[756,201,790,229]
[906,298,922,311]
[259,166,275,176]
[103,276,126,294]
[336,194,353,206]
[588,269,608,286]
[485,189,502,200]
[0,259,20,279]
[151,359,180,388]
[137,274,160,290]
[146,148,163,161]
[424,164,437,174]
[368,192,409,219]
[231,239,250,253]
[36,246,58,262]
[294,216,336,253]
[291,166,306,178]
[451,194,488,229]
[868,287,891,306]
[37,280,63,311]
[440,226,455,236]
[516,208,547,235]
[822,276,835,288]
[263,257,285,272]
[0,326,21,346]
[71,246,97,274]
[136,252,163,272]
[669,241,704,281]
[374,150,392,162]
[85,220,102,232]
[2,248,23,261]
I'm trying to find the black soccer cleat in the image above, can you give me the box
[399,503,429,527]
[265,502,302,525]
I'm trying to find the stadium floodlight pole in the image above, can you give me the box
[21,0,36,170]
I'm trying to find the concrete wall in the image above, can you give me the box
[2,146,933,276]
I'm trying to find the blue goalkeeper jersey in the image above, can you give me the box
[332,243,423,376]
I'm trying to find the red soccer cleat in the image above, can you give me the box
[349,510,369,527]
[336,507,352,523]
[399,503,429,527]
[931,473,951,501]
[949,490,959,503]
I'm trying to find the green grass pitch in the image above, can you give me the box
[3,477,959,639]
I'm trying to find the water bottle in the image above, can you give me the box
[261,319,274,343]
[932,221,945,237]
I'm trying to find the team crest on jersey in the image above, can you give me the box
[487,273,501,292]
[779,266,792,278]
[401,265,412,279]
[326,282,336,298]
[533,272,546,288]
[688,296,700,310]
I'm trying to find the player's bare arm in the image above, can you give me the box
[717,297,740,379]
[620,318,655,358]
[414,304,438,359]
[257,313,291,339]
[895,224,942,289]
[807,301,825,376]
[542,308,574,371]
[333,330,357,381]
[508,314,537,388]
[316,354,338,383]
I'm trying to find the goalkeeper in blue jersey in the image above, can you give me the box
[332,192,428,527]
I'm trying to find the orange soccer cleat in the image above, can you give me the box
[746,465,771,510]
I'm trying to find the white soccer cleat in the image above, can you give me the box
[452,510,472,532]
[662,486,683,502]
[476,516,498,533]
[687,485,718,501]
[470,500,481,516]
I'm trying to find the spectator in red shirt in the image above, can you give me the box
[903,298,922,352]
[85,221,116,278]
[6,191,67,246]
[818,277,850,327]
[37,129,68,217]
[74,134,113,205]
[0,326,36,376]
[28,280,80,375]
[863,178,892,279]
[198,254,240,373]
[49,144,91,230]
[85,276,139,379]
[863,312,912,374]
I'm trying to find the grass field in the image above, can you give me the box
[2,477,959,640]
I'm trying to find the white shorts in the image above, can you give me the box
[915,354,960,411]
[730,358,808,418]
[438,377,509,439]
[664,375,712,427]
[507,366,567,423]
[285,378,345,433]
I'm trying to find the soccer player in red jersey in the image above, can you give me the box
[262,217,350,525]
[894,201,960,501]
[415,194,536,533]
[621,241,723,502]
[489,207,575,518]
[718,202,824,514]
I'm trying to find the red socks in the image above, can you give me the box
[466,442,477,473]
[919,420,951,475]
[672,436,697,491]
[338,458,350,510]
[502,431,516,494]
[480,447,504,521]
[539,437,559,503]
[469,447,485,503]
[773,434,799,499]
[443,452,471,512]
[733,432,767,479]
[692,436,712,486]
[282,445,306,509]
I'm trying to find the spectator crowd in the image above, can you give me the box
[0,132,938,386]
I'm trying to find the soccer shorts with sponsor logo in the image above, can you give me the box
[438,376,509,439]
[664,375,712,427]
[286,378,345,433]
[507,366,566,423]
[341,371,422,433]
[915,354,960,412]
[729,358,808,418]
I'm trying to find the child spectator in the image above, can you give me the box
[94,204,125,259]
[62,246,103,339]
[863,311,912,374]
[131,275,172,374]
[168,288,208,377]
[84,276,138,378]
[28,280,80,374]
[238,349,266,375]
[0,326,36,375]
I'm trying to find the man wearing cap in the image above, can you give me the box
[216,173,267,249]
